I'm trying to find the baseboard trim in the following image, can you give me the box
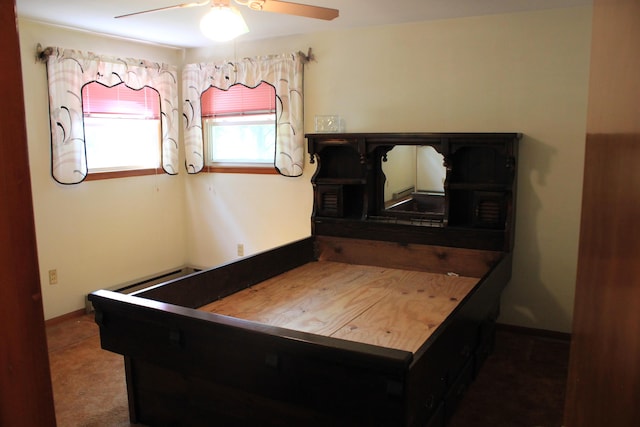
[496,323,571,342]
[45,309,87,327]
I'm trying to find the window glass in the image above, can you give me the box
[201,83,276,169]
[204,114,275,165]
[81,82,162,174]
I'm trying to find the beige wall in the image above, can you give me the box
[184,171,314,269]
[18,6,592,332]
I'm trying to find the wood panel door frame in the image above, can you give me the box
[564,0,640,425]
[0,1,57,425]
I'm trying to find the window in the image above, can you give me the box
[201,82,277,174]
[81,82,162,180]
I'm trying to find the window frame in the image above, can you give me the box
[201,83,278,175]
[81,82,164,180]
[83,167,164,181]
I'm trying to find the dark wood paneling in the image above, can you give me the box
[565,135,640,426]
[0,1,57,425]
[564,0,640,425]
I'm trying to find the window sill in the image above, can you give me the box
[203,165,278,175]
[85,168,164,181]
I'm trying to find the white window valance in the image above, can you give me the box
[182,52,306,177]
[41,47,180,184]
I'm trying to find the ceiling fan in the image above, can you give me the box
[115,0,340,21]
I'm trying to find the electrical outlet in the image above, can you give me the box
[237,243,244,257]
[48,269,58,285]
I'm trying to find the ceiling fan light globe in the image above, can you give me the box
[200,5,249,42]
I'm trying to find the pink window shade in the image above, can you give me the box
[81,82,161,118]
[201,82,276,117]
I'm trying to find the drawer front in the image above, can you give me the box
[444,358,474,421]
[474,318,497,377]
[442,319,479,385]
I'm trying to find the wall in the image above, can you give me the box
[18,20,187,319]
[184,171,314,268]
[187,6,592,333]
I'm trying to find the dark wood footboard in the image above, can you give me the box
[90,289,413,426]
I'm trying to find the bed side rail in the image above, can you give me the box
[132,236,316,308]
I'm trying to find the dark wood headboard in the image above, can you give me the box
[307,132,521,252]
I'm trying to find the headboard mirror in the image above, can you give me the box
[380,145,446,221]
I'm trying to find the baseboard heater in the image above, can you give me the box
[392,186,415,200]
[85,265,200,313]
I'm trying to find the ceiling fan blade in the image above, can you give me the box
[115,1,211,19]
[255,1,339,21]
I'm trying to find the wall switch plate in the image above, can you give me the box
[237,244,244,257]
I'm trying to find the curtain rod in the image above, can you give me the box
[36,43,315,64]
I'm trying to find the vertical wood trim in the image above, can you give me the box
[565,0,640,426]
[0,2,57,426]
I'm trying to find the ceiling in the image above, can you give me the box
[16,0,592,49]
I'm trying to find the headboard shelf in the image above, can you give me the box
[307,132,521,252]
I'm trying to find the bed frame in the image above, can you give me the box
[89,132,520,427]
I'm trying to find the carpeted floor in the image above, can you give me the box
[47,314,135,427]
[447,328,569,427]
[46,314,569,427]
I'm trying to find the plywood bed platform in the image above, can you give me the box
[201,261,479,354]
